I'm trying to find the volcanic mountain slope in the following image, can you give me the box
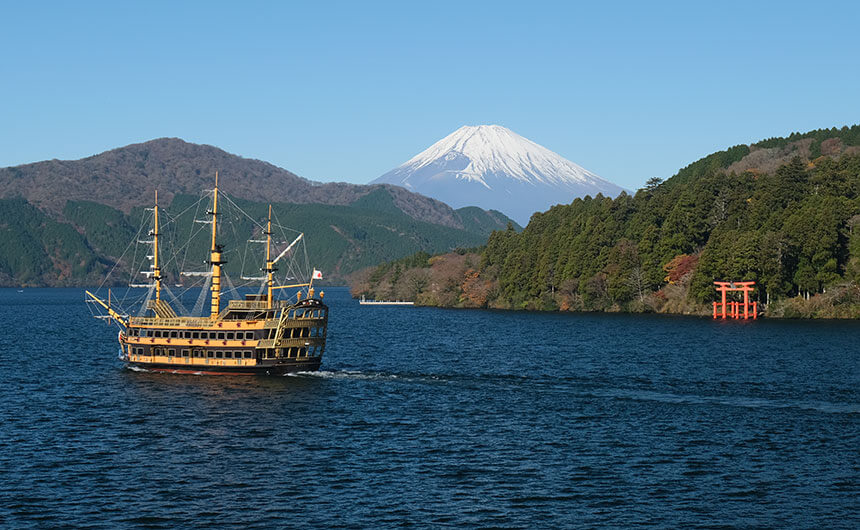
[373,125,626,225]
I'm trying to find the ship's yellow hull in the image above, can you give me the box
[119,297,328,376]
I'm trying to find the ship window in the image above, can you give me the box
[181,349,189,357]
[226,332,234,340]
[170,331,178,338]
[244,351,252,359]
[193,350,203,358]
[215,351,223,359]
[207,351,214,358]
[298,347,306,357]
[183,331,191,339]
[247,331,255,339]
[217,332,225,340]
[224,351,232,359]
[153,330,161,338]
[190,331,198,339]
[168,348,176,356]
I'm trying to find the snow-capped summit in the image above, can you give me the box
[372,125,625,225]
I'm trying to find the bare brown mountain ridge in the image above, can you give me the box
[0,137,471,229]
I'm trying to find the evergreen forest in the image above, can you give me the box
[352,126,860,318]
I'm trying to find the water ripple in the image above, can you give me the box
[1,287,858,528]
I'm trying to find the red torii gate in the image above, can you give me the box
[713,281,757,320]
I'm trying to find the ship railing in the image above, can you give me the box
[262,317,326,329]
[128,316,216,327]
[226,300,271,310]
[257,337,325,349]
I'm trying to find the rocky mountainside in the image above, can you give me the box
[373,125,626,224]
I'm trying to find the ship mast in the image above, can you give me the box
[153,190,162,302]
[209,172,222,319]
[265,205,275,307]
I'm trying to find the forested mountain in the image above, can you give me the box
[0,139,519,286]
[352,125,860,318]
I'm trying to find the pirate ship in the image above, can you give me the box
[85,174,328,375]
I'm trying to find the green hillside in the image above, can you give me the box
[0,187,516,286]
[0,199,105,285]
[353,125,860,318]
[0,137,520,287]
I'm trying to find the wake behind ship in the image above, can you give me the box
[86,174,328,375]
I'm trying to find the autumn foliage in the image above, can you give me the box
[663,254,699,284]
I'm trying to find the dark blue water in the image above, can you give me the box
[1,287,858,528]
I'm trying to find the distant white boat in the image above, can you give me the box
[359,295,413,306]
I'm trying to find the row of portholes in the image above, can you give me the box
[131,346,255,359]
[263,345,323,359]
[289,309,325,319]
[263,327,324,340]
[129,329,257,340]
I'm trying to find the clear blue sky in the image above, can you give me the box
[2,1,858,190]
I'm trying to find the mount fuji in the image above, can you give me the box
[372,125,626,225]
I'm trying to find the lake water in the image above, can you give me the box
[1,287,858,527]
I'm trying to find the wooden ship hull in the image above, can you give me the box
[87,174,329,376]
